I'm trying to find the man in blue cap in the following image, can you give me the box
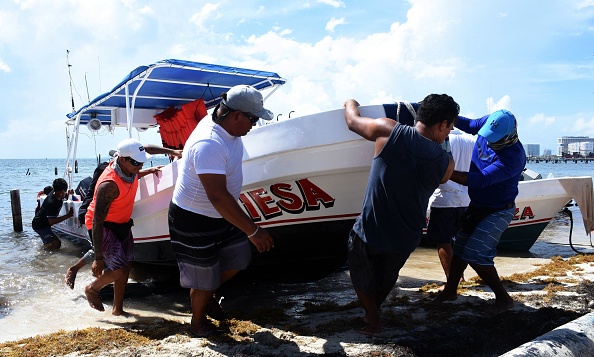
[435,109,526,315]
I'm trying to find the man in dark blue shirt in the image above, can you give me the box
[435,109,526,315]
[32,178,74,249]
[344,94,457,336]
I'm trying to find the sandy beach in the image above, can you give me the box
[2,245,594,357]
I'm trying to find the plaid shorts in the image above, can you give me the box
[453,207,515,266]
[168,202,251,290]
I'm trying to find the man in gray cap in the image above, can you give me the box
[168,85,275,337]
[435,109,526,315]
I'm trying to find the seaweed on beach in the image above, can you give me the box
[0,327,151,357]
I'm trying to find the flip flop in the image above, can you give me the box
[189,322,222,338]
[84,284,105,312]
[65,268,77,290]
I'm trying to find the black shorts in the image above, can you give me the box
[426,207,467,244]
[347,230,411,295]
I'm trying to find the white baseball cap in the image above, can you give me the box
[222,85,274,120]
[116,138,152,163]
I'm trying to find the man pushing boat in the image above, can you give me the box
[344,94,458,336]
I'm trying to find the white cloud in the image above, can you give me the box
[190,3,221,31]
[573,116,594,136]
[325,17,346,32]
[279,28,293,36]
[577,0,594,9]
[1,0,593,158]
[0,59,10,72]
[487,96,511,113]
[317,0,345,8]
[528,113,556,126]
[139,6,153,15]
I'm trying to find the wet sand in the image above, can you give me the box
[2,206,593,355]
[2,243,593,357]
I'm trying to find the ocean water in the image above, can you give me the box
[0,159,592,343]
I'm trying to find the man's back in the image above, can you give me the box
[355,123,450,253]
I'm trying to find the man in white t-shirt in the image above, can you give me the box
[168,85,275,337]
[427,129,476,287]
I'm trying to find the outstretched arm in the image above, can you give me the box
[343,99,395,142]
[144,144,183,159]
[449,170,468,186]
[138,165,164,178]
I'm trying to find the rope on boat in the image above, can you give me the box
[563,206,594,255]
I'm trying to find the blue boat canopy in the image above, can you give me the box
[66,59,286,127]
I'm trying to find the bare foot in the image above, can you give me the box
[433,291,458,303]
[190,320,221,338]
[358,325,383,337]
[363,308,381,324]
[65,267,77,290]
[84,284,105,312]
[437,277,464,292]
[112,309,129,317]
[484,299,514,315]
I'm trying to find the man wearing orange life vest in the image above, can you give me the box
[83,138,161,315]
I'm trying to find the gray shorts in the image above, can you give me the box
[347,230,411,295]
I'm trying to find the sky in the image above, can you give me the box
[1,0,593,159]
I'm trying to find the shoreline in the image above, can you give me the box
[2,251,594,356]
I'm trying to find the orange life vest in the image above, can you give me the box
[85,162,138,230]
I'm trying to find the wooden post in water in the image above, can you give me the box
[10,189,23,232]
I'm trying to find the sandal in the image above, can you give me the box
[205,295,226,321]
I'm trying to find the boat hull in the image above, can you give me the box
[52,105,583,280]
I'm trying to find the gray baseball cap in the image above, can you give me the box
[222,85,274,120]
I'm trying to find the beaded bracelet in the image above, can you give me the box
[247,226,259,238]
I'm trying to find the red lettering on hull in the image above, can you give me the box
[512,206,536,220]
[240,178,336,221]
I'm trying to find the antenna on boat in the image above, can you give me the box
[66,50,76,113]
[84,73,90,102]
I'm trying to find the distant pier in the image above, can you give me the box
[526,156,592,164]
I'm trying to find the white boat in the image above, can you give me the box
[53,59,594,281]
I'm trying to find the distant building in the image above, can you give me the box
[543,149,552,156]
[567,142,594,157]
[523,144,540,157]
[557,136,594,156]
